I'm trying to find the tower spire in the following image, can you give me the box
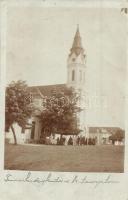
[76,24,80,37]
[70,25,84,56]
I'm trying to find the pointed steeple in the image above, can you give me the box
[70,25,84,56]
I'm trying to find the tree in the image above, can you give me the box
[109,129,125,143]
[5,80,33,145]
[39,87,82,138]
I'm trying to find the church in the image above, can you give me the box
[6,26,119,145]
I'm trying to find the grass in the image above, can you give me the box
[4,144,124,172]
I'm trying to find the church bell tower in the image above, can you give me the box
[67,25,86,91]
[67,25,87,134]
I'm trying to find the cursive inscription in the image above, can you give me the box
[4,172,119,188]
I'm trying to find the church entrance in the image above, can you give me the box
[31,121,35,139]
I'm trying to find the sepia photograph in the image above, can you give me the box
[4,5,126,172]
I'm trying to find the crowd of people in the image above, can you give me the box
[41,135,97,146]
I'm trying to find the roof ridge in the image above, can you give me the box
[29,83,66,88]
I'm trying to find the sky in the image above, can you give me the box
[6,6,127,128]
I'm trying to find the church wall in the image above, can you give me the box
[5,123,31,144]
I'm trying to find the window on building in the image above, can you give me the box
[72,70,75,81]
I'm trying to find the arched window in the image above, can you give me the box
[83,72,85,82]
[72,70,75,81]
[79,70,82,81]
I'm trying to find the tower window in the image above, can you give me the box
[72,58,76,62]
[79,70,82,81]
[72,70,75,81]
[83,72,85,82]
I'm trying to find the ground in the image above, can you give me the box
[4,144,124,172]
